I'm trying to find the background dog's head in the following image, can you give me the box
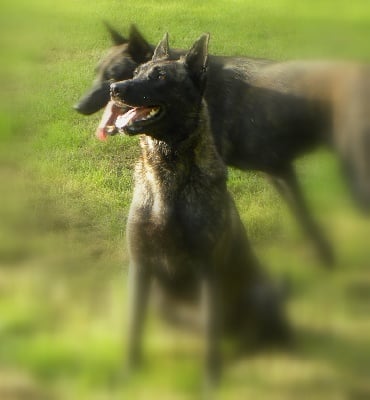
[106,33,209,142]
[74,24,153,115]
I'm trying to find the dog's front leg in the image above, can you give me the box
[126,262,150,371]
[201,274,221,388]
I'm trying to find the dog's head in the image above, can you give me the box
[74,24,153,115]
[99,33,209,143]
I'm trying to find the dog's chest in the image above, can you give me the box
[129,163,227,270]
[139,175,221,237]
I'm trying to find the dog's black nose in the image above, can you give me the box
[110,83,120,97]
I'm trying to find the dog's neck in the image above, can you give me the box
[142,103,223,166]
[136,101,227,187]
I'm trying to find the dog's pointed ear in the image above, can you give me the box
[103,21,128,45]
[184,33,210,91]
[128,24,153,63]
[152,33,170,61]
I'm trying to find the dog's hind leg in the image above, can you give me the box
[268,165,334,267]
[126,262,151,370]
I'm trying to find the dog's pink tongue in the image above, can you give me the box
[96,128,108,141]
[115,108,139,129]
[95,101,122,141]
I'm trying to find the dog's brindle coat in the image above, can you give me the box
[75,25,370,267]
[110,33,288,383]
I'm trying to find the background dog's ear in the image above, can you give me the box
[103,21,128,45]
[128,24,153,64]
[184,33,210,91]
[152,33,170,61]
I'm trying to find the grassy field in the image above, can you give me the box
[1,0,370,399]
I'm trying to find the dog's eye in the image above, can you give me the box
[149,67,166,81]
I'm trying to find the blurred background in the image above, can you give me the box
[0,0,369,398]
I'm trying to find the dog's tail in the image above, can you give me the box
[333,66,370,212]
[341,129,370,212]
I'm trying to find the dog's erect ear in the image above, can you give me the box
[128,24,153,64]
[184,33,210,91]
[103,21,128,45]
[152,33,170,62]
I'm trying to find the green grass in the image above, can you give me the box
[1,0,370,398]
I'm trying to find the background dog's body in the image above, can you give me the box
[111,34,288,382]
[75,26,370,266]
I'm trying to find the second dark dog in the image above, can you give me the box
[75,25,370,267]
[108,33,289,384]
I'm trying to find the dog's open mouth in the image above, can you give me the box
[95,100,163,141]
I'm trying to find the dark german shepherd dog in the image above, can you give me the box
[108,33,289,384]
[75,25,370,266]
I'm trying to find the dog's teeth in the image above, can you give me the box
[149,108,158,117]
[141,107,159,121]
